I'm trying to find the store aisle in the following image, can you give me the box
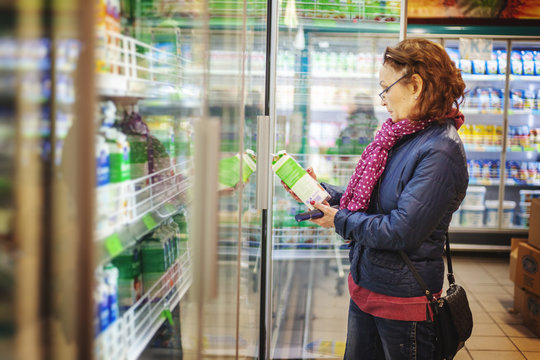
[310,255,540,360]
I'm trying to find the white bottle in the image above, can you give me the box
[96,269,110,333]
[104,128,125,226]
[103,264,119,325]
[96,135,110,187]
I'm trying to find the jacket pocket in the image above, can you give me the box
[366,248,405,284]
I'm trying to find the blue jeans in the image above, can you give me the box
[344,299,437,360]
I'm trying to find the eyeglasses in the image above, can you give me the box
[378,73,409,100]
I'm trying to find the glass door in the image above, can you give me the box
[178,0,267,359]
[443,38,508,230]
[442,37,540,231]
[506,40,540,230]
[92,0,205,358]
[270,1,402,358]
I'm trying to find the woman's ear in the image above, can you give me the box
[410,74,423,98]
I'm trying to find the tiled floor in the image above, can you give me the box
[450,255,540,360]
[310,254,540,360]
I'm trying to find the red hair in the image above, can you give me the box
[383,38,466,123]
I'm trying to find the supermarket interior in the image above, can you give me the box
[2,0,540,359]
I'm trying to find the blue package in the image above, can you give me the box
[534,51,540,75]
[496,49,507,74]
[510,89,524,110]
[511,51,523,75]
[460,59,472,74]
[472,59,487,75]
[489,88,502,111]
[486,58,498,74]
[478,88,490,111]
[522,51,535,75]
[524,89,535,110]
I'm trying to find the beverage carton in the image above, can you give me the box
[272,151,330,210]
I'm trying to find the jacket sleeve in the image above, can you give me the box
[333,146,465,251]
[321,182,344,207]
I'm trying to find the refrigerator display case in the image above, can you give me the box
[405,34,540,242]
[7,1,540,360]
[93,0,268,359]
[268,3,404,359]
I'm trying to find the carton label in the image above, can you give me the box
[275,157,304,188]
[523,255,538,274]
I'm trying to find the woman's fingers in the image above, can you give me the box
[281,180,302,203]
[306,167,317,180]
[309,201,338,228]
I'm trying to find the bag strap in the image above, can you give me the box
[400,232,455,303]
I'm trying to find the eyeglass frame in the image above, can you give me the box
[378,73,409,100]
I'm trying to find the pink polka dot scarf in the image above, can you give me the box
[340,111,464,212]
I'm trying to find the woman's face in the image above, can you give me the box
[379,64,418,122]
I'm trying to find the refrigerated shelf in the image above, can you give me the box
[96,161,192,265]
[96,31,190,99]
[94,248,192,360]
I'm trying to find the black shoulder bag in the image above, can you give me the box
[400,234,473,360]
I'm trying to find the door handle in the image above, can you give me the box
[256,115,271,210]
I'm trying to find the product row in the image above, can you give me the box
[95,214,188,336]
[467,160,540,186]
[95,102,192,236]
[463,88,540,112]
[451,188,540,228]
[460,124,540,151]
[447,48,540,76]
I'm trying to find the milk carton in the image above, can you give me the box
[272,151,330,210]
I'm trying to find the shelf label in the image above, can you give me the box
[105,233,123,257]
[161,309,174,325]
[459,38,492,60]
[143,213,158,230]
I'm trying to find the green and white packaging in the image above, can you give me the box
[272,151,330,210]
[218,150,257,190]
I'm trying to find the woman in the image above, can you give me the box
[283,38,468,359]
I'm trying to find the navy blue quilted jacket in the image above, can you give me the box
[322,119,468,297]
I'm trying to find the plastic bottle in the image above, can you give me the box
[96,269,110,332]
[101,100,117,128]
[106,128,126,183]
[103,264,119,325]
[96,135,110,187]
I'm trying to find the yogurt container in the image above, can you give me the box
[460,205,485,227]
[520,201,532,216]
[485,200,516,227]
[462,186,487,206]
[520,189,540,203]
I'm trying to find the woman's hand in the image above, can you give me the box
[281,166,317,203]
[309,201,338,228]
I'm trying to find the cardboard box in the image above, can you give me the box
[529,199,540,250]
[520,290,540,336]
[513,285,526,314]
[510,238,527,282]
[516,242,540,297]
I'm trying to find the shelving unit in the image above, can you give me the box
[97,30,191,99]
[94,27,195,358]
[94,248,192,360]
